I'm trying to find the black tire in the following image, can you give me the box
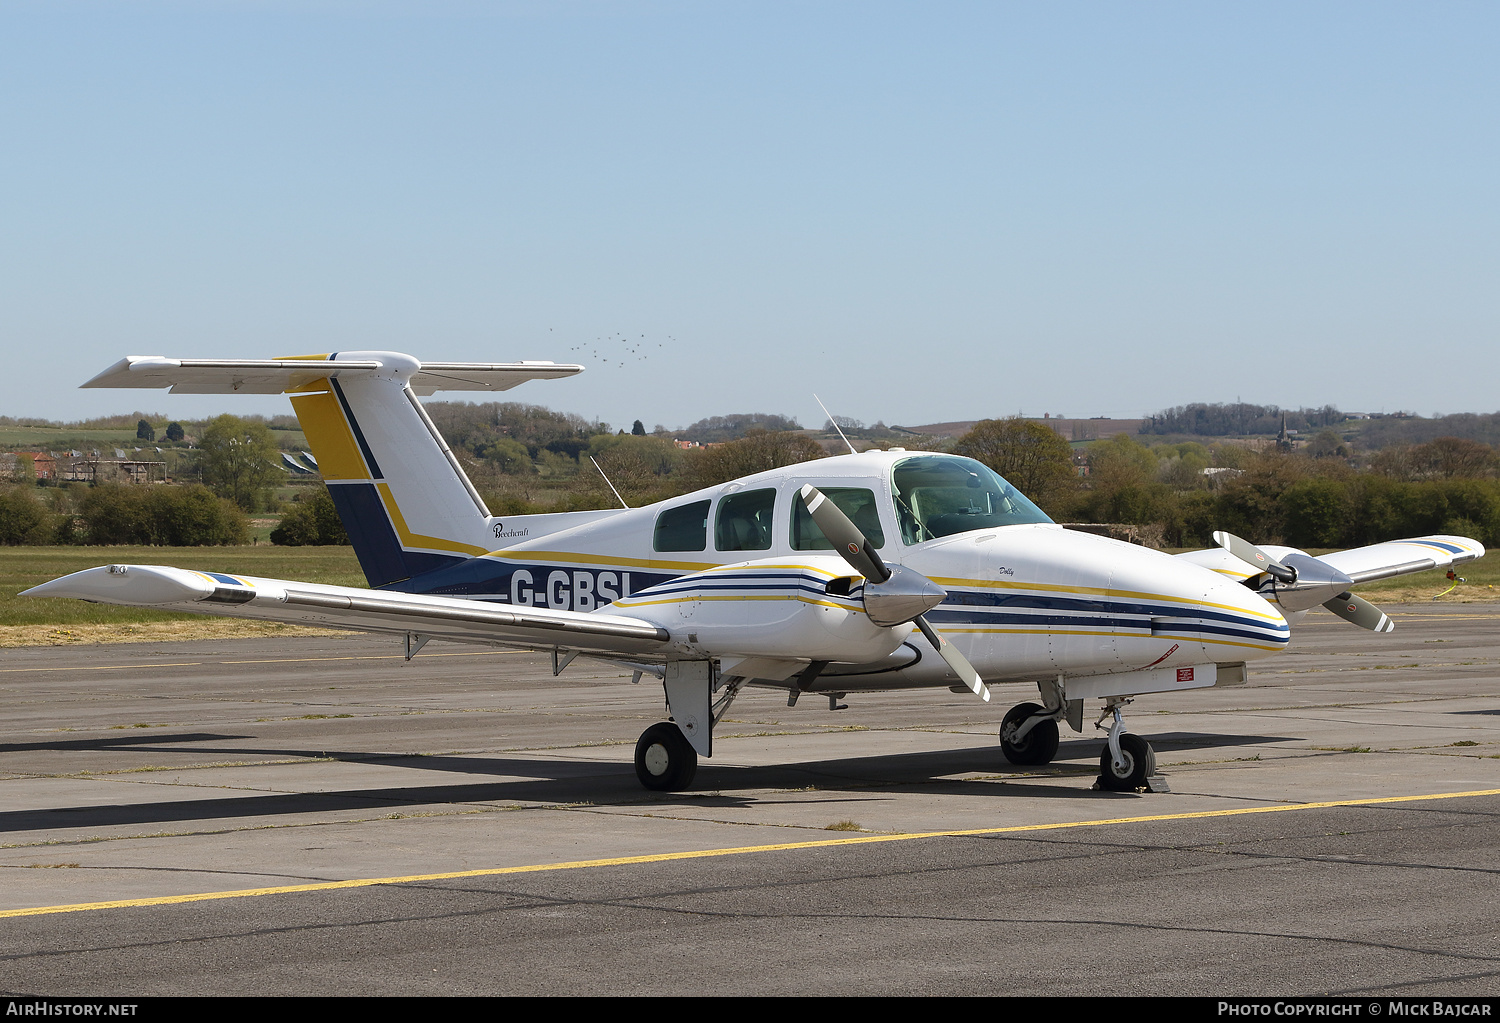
[1098,733,1155,791]
[634,722,698,791]
[1001,702,1060,766]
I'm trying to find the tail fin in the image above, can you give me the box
[82,350,583,587]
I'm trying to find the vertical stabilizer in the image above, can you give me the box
[289,353,496,586]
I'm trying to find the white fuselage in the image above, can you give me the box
[397,450,1289,692]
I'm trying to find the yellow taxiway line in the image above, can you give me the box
[6,787,1499,920]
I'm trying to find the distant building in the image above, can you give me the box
[58,459,166,484]
[1,451,56,479]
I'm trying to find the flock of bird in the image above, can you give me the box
[558,329,668,369]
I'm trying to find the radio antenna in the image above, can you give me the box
[590,456,629,509]
[814,394,857,455]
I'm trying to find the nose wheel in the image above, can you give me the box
[1095,701,1163,792]
[1098,732,1156,791]
[635,722,698,791]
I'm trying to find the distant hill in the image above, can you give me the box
[896,418,1143,442]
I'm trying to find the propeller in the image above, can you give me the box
[1322,591,1394,633]
[798,485,990,702]
[1213,531,1296,584]
[1214,530,1393,632]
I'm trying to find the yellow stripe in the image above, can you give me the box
[938,626,1286,652]
[289,385,370,481]
[486,549,718,571]
[7,788,1497,920]
[487,551,845,575]
[375,482,489,557]
[615,594,863,612]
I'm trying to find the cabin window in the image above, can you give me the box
[791,487,885,550]
[715,488,776,552]
[654,500,710,552]
[891,455,1052,544]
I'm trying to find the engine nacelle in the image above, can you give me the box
[608,556,909,664]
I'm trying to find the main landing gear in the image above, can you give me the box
[635,722,698,791]
[1000,702,1060,765]
[633,668,747,792]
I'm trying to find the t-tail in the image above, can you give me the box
[82,350,599,588]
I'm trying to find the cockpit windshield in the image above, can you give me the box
[891,455,1053,544]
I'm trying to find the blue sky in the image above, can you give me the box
[2,1,1496,431]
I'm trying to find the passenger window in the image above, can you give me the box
[715,489,776,552]
[654,500,710,552]
[791,487,885,550]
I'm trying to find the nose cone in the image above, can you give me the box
[1201,566,1291,657]
[1100,538,1291,661]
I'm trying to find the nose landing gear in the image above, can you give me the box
[1096,699,1164,792]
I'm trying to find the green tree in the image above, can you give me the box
[682,430,825,490]
[198,414,282,511]
[954,418,1076,513]
[78,484,247,545]
[479,437,532,475]
[165,422,185,442]
[136,419,155,442]
[0,486,50,544]
[631,419,646,436]
[270,487,349,546]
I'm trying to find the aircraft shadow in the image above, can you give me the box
[0,729,1298,833]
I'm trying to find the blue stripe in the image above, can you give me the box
[330,377,384,481]
[925,608,1287,646]
[1400,539,1464,554]
[942,588,1287,633]
[326,482,408,587]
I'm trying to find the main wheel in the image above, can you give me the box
[634,722,698,791]
[1001,702,1060,766]
[1098,733,1155,791]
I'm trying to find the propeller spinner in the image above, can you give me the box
[797,485,990,701]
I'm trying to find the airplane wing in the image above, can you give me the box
[81,357,583,396]
[1176,534,1485,584]
[1306,535,1485,585]
[22,564,671,657]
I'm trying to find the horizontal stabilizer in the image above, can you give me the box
[82,355,583,395]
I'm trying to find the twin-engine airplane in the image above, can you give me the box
[26,352,1486,792]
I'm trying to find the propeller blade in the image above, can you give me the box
[1213,530,1296,584]
[797,485,986,700]
[1322,592,1394,633]
[914,616,990,702]
[798,484,891,583]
